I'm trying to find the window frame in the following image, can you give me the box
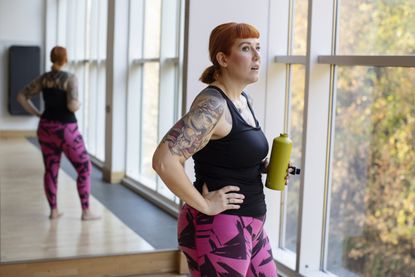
[270,0,415,276]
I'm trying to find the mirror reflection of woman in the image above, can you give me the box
[153,23,282,276]
[17,46,100,221]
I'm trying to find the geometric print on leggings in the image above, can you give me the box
[37,119,91,209]
[178,204,277,277]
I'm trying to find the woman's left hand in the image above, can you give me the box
[260,158,269,174]
[284,161,293,186]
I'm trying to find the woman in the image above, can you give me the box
[153,23,287,276]
[17,46,100,221]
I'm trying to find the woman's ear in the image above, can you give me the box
[216,52,228,68]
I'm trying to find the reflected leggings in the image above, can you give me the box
[178,204,278,277]
[37,119,91,209]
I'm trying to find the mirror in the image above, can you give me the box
[0,137,178,263]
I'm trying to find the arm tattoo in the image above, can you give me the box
[66,75,79,101]
[21,76,43,99]
[161,90,225,158]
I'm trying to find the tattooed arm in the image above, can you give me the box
[17,75,43,117]
[67,75,80,112]
[152,89,244,215]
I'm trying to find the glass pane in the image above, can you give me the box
[88,0,98,60]
[141,62,160,186]
[66,0,76,57]
[327,66,415,276]
[285,65,305,252]
[144,0,161,58]
[338,1,415,54]
[98,0,108,60]
[94,63,106,161]
[86,63,96,155]
[292,0,308,55]
[75,0,86,59]
[158,182,176,201]
[74,65,86,131]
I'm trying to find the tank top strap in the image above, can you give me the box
[241,91,259,127]
[207,85,231,103]
[207,85,259,128]
[207,85,241,115]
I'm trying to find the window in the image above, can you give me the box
[338,1,415,55]
[284,65,305,252]
[84,0,107,161]
[327,66,415,276]
[292,0,308,55]
[271,0,414,276]
[268,0,308,266]
[126,0,183,202]
[57,0,107,161]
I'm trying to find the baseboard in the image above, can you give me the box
[0,130,37,138]
[102,167,125,184]
[0,250,184,277]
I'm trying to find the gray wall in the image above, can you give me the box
[0,0,45,130]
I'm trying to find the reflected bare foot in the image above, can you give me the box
[81,209,101,221]
[49,209,63,219]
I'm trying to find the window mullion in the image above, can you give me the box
[296,0,335,275]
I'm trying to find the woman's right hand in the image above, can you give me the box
[202,183,244,216]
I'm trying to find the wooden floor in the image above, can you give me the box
[0,138,154,263]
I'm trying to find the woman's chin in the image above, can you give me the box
[247,75,260,84]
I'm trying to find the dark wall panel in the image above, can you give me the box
[8,45,41,115]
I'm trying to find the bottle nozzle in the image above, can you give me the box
[288,166,301,175]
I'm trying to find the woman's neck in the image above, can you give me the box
[51,64,64,71]
[211,77,245,101]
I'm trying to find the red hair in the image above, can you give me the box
[200,22,260,84]
[50,46,68,70]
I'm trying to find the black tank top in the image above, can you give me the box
[193,86,269,217]
[41,71,76,123]
[42,88,76,123]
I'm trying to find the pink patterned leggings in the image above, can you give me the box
[178,204,278,277]
[37,119,91,209]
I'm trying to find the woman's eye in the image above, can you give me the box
[256,46,261,51]
[242,46,250,51]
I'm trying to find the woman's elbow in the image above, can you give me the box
[67,101,80,112]
[152,151,164,173]
[16,93,25,104]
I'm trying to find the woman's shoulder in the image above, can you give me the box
[58,71,78,85]
[195,85,227,102]
[192,86,227,109]
[44,70,74,79]
[59,70,76,79]
[200,85,224,96]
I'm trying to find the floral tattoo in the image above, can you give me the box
[161,90,225,158]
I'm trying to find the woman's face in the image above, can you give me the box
[225,37,261,84]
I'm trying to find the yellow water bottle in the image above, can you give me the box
[265,133,292,191]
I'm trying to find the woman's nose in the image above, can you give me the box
[253,49,260,60]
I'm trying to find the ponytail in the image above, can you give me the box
[199,65,219,84]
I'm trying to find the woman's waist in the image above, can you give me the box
[189,182,266,217]
[195,165,261,183]
[41,110,77,123]
[194,177,264,195]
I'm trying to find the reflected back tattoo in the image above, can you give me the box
[161,90,225,158]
